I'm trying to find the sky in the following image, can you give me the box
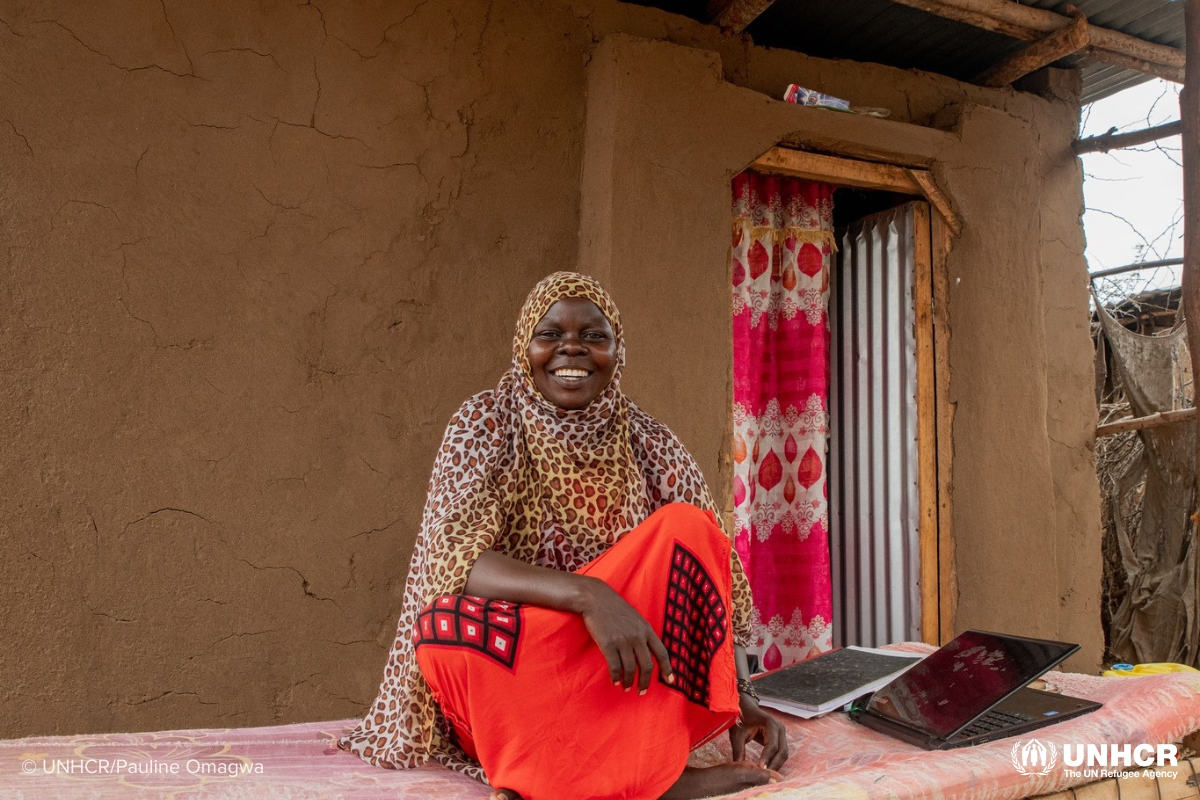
[1079,78,1183,295]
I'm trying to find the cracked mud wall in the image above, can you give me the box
[1,0,1100,737]
[2,0,589,737]
[933,97,1103,670]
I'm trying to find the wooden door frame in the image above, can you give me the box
[750,146,956,645]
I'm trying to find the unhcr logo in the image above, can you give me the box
[1062,743,1178,767]
[1011,739,1058,775]
[1009,740,1181,780]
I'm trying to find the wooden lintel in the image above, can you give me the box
[1073,121,1183,155]
[748,148,964,237]
[706,0,778,32]
[753,148,922,194]
[975,9,1090,87]
[750,148,964,239]
[883,0,1185,83]
[1094,407,1197,438]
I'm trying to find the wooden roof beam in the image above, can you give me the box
[707,0,779,32]
[1073,120,1183,154]
[884,0,1184,82]
[975,8,1090,87]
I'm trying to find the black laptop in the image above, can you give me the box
[848,630,1101,750]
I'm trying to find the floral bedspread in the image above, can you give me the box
[4,649,1199,799]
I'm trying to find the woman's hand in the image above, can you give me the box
[730,694,789,771]
[578,577,674,695]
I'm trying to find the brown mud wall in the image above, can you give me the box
[0,0,1101,737]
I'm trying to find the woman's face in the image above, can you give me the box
[526,297,617,410]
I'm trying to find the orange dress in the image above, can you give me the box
[415,504,741,800]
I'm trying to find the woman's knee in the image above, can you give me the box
[646,503,727,545]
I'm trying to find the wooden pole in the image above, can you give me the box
[1089,48,1184,84]
[1074,121,1184,154]
[1183,0,1200,667]
[975,9,1090,88]
[1089,257,1184,278]
[1095,407,1198,438]
[1186,0,1200,506]
[883,0,1184,82]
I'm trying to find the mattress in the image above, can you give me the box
[4,649,1198,799]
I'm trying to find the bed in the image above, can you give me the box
[4,655,1198,799]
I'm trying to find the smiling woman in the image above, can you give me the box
[526,297,618,410]
[338,272,788,800]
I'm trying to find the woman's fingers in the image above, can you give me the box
[729,720,750,762]
[760,731,782,770]
[600,642,623,685]
[757,721,778,767]
[648,634,674,684]
[765,739,789,771]
[633,640,655,695]
[618,643,637,690]
[762,720,790,770]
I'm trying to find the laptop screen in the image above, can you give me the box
[865,631,1077,740]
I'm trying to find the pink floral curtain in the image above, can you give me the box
[731,171,835,671]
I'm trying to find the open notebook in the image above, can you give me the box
[751,646,923,719]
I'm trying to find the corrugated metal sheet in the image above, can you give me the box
[746,0,1182,103]
[828,204,922,648]
[749,0,1023,81]
[624,0,1182,103]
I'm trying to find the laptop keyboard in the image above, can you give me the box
[958,709,1036,739]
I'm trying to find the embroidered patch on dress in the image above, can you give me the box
[659,542,728,704]
[416,595,523,671]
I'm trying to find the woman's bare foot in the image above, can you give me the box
[489,789,523,800]
[659,761,782,799]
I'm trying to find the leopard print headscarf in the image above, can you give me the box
[340,272,752,776]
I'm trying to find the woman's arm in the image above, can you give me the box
[465,550,675,694]
[465,550,594,614]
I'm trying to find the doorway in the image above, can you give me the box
[829,196,933,648]
[736,149,947,656]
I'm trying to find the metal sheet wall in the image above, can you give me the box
[829,203,922,647]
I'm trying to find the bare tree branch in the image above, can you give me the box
[1086,207,1171,259]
